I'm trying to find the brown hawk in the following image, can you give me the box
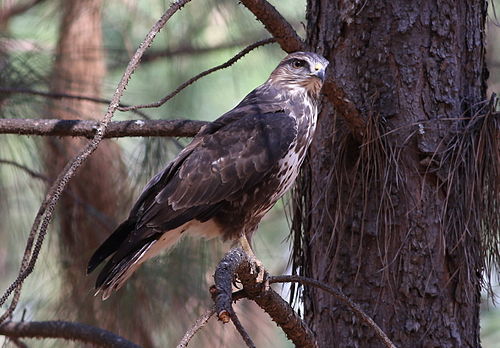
[87,51,329,299]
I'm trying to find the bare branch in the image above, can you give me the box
[141,38,265,62]
[118,38,276,112]
[270,275,397,348]
[239,0,305,53]
[0,118,207,138]
[213,248,318,348]
[0,0,193,323]
[0,88,151,119]
[0,159,48,181]
[0,320,140,348]
[176,307,215,348]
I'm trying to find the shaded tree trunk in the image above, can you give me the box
[294,1,488,347]
[45,1,155,346]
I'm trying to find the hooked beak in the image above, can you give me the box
[311,62,327,81]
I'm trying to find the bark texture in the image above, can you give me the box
[293,1,487,347]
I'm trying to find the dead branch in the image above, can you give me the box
[141,37,266,62]
[239,0,304,53]
[0,0,193,323]
[118,38,275,112]
[0,118,207,138]
[176,307,215,348]
[0,88,151,119]
[0,159,48,181]
[213,248,318,348]
[270,275,396,348]
[0,320,140,348]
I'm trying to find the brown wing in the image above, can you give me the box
[87,110,297,281]
[136,111,297,230]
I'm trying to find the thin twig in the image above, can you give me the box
[141,37,267,62]
[229,307,256,348]
[118,38,276,112]
[239,0,304,53]
[0,159,47,181]
[0,320,140,348]
[270,275,397,348]
[0,118,207,138]
[176,307,215,348]
[0,0,193,323]
[0,87,151,119]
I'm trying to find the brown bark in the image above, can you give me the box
[293,1,487,347]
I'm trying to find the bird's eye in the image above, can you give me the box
[291,59,306,69]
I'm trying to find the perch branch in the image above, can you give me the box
[239,0,305,52]
[213,248,318,348]
[118,38,275,112]
[0,320,140,348]
[0,88,151,119]
[176,307,215,348]
[0,0,193,323]
[0,118,207,138]
[270,275,396,348]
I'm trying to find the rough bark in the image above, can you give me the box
[293,1,487,347]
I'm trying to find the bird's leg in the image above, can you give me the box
[238,234,266,284]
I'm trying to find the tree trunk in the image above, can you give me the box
[45,1,155,346]
[293,1,488,347]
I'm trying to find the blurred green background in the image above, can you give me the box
[0,0,499,347]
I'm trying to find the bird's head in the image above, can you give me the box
[268,51,329,99]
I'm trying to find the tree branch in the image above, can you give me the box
[0,0,193,323]
[0,320,140,348]
[176,307,215,348]
[237,0,365,137]
[239,0,305,53]
[118,38,276,112]
[270,275,396,348]
[213,248,318,348]
[0,118,207,138]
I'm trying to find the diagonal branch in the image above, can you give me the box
[0,0,193,324]
[0,118,207,138]
[239,0,305,53]
[176,307,215,348]
[270,275,396,348]
[0,320,140,348]
[118,38,276,112]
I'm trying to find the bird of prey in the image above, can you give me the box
[87,51,329,299]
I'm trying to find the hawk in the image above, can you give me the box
[87,51,329,299]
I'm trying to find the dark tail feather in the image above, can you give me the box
[87,219,135,274]
[95,238,156,300]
